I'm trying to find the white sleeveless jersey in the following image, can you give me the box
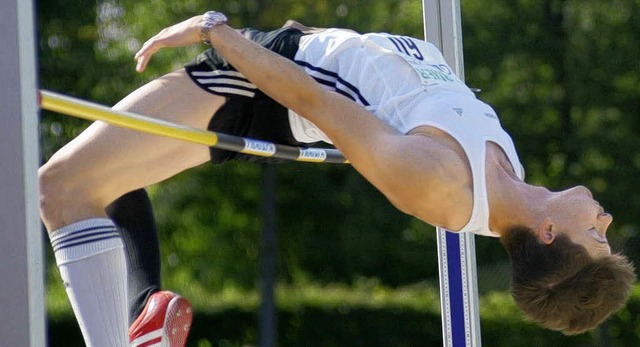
[290,29,524,237]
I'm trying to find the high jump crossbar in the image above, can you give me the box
[423,0,483,346]
[40,90,348,164]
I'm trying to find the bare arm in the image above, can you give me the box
[134,15,463,226]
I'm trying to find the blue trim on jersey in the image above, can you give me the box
[311,77,357,102]
[294,60,370,106]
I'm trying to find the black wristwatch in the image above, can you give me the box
[200,11,228,45]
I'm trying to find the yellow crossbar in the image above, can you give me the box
[39,90,349,164]
[39,90,219,146]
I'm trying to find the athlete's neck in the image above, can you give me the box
[486,151,549,236]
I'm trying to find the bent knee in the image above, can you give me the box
[39,160,106,231]
[39,160,73,230]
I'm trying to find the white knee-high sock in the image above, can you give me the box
[49,218,128,347]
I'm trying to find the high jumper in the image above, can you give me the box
[39,11,635,347]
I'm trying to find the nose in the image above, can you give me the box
[599,212,613,234]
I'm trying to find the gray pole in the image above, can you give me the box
[259,164,277,347]
[0,0,45,346]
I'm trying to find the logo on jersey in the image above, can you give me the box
[417,64,456,83]
[484,113,498,120]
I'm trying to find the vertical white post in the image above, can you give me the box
[0,0,45,346]
[422,1,482,346]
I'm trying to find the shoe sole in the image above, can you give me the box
[130,295,193,347]
[162,296,193,347]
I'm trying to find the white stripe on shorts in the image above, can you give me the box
[207,86,256,98]
[191,70,245,78]
[190,70,257,97]
[196,77,257,90]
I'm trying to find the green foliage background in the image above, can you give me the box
[39,0,640,345]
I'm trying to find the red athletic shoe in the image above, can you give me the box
[129,291,193,347]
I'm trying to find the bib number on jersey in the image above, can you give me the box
[369,34,463,87]
[387,36,424,61]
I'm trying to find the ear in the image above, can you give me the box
[537,217,557,245]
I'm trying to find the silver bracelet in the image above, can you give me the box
[200,11,228,45]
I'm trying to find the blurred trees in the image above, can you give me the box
[39,0,640,322]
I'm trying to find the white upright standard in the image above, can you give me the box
[0,0,45,346]
[422,0,483,346]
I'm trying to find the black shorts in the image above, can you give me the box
[184,27,318,164]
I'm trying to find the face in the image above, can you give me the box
[544,185,613,258]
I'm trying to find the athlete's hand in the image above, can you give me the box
[134,15,203,72]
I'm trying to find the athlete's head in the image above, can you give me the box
[500,186,636,335]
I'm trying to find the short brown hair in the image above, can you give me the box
[500,226,636,335]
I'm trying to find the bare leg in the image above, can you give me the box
[40,69,224,347]
[40,69,222,230]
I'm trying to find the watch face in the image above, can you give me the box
[201,11,227,44]
[205,11,227,25]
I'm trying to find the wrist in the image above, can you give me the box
[200,11,228,45]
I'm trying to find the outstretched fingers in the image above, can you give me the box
[134,15,204,72]
[134,36,163,72]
